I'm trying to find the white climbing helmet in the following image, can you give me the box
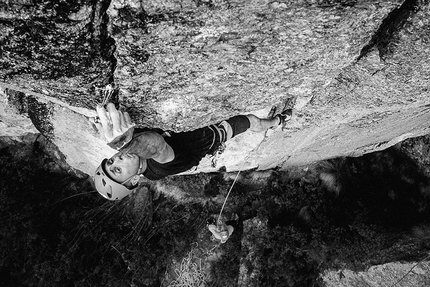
[93,159,136,201]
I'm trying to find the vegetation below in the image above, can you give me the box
[1,135,430,286]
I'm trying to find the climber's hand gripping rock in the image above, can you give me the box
[90,103,135,150]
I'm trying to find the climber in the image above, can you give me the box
[91,102,292,200]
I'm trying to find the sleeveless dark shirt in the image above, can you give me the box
[143,126,219,180]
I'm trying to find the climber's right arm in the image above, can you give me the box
[120,131,173,162]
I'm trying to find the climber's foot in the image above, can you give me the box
[276,108,293,130]
[268,105,277,118]
[276,97,295,130]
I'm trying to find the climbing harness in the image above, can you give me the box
[208,123,228,168]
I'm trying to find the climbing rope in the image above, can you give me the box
[216,170,241,225]
[167,249,206,287]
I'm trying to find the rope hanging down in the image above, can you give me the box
[217,170,241,225]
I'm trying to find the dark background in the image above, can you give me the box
[1,134,430,286]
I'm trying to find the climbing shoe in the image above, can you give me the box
[276,96,296,130]
[276,108,293,130]
[268,105,277,118]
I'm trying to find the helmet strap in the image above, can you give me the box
[137,157,144,174]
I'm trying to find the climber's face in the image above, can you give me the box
[104,152,140,184]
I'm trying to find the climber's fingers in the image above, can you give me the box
[89,117,101,132]
[93,103,135,144]
[123,111,133,127]
[89,117,107,142]
[119,110,129,130]
[96,104,113,141]
[106,103,122,134]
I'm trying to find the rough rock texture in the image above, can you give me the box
[1,2,430,285]
[322,260,430,286]
[0,0,430,177]
[0,84,115,177]
[1,0,430,176]
[107,0,430,129]
[0,87,38,139]
[0,0,115,108]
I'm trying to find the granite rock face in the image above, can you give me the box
[1,0,430,176]
[1,1,430,285]
[322,260,430,286]
[0,84,115,177]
